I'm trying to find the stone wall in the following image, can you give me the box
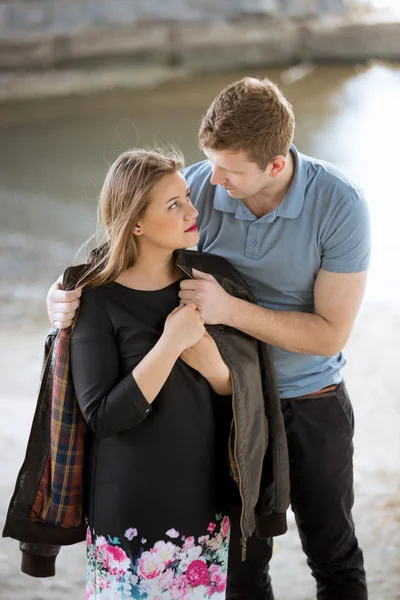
[0,0,399,95]
[0,0,348,35]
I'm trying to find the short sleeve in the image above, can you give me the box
[321,190,371,273]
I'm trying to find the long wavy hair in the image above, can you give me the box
[75,147,184,290]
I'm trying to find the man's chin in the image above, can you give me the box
[225,188,240,198]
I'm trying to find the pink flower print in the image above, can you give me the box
[206,533,223,551]
[102,544,131,575]
[166,528,180,538]
[95,535,108,550]
[185,559,210,587]
[221,515,230,538]
[137,550,165,580]
[209,564,227,593]
[183,536,195,549]
[124,527,138,541]
[207,522,216,533]
[158,568,174,590]
[124,573,138,588]
[169,575,190,600]
[178,557,190,572]
[86,588,94,600]
[187,545,203,561]
[99,576,111,590]
[152,541,178,566]
[198,535,209,545]
[86,527,92,547]
[95,536,109,569]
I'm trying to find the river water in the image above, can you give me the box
[1,63,400,600]
[1,62,400,326]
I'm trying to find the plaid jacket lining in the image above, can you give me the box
[31,327,85,528]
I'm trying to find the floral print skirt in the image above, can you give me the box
[86,513,230,599]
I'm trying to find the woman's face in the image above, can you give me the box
[136,171,200,251]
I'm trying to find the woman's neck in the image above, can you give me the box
[115,249,182,291]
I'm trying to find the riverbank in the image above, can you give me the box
[1,305,399,599]
[1,14,400,104]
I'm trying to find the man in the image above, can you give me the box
[47,77,370,600]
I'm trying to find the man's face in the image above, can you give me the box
[203,148,272,199]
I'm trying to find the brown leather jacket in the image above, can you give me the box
[3,249,290,577]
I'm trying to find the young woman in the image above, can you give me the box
[71,148,233,599]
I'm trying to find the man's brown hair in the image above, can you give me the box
[199,77,295,170]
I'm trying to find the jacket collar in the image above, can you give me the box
[63,248,193,292]
[63,248,252,304]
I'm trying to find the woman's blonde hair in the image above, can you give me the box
[75,147,184,290]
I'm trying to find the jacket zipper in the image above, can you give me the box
[260,343,282,511]
[229,370,247,561]
[177,262,247,560]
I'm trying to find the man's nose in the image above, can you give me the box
[210,166,224,186]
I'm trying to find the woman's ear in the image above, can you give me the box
[133,224,143,236]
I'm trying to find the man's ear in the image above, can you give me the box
[269,156,286,178]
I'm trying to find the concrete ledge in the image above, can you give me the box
[0,15,399,102]
[1,16,399,72]
[176,20,303,69]
[304,16,400,61]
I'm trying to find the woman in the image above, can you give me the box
[71,148,233,599]
[4,145,289,599]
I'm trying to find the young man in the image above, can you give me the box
[47,77,370,600]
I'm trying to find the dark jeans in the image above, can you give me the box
[226,381,368,600]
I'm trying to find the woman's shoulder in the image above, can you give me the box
[73,285,115,338]
[80,284,110,304]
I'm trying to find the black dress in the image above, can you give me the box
[70,280,232,600]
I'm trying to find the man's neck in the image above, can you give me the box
[245,151,295,218]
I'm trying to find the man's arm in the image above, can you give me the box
[179,268,368,357]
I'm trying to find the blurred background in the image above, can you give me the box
[0,1,399,598]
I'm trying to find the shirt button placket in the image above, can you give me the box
[245,222,259,258]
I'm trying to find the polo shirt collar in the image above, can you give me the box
[213,186,239,213]
[212,144,306,220]
[276,144,306,220]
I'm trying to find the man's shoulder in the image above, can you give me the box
[300,151,362,200]
[184,159,212,182]
[184,160,215,210]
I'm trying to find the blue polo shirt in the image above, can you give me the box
[184,145,371,398]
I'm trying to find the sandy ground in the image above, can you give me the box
[0,305,399,600]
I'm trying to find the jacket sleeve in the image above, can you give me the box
[71,289,152,436]
[19,542,60,578]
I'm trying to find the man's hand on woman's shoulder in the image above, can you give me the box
[47,275,81,329]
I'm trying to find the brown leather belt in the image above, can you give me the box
[295,384,337,400]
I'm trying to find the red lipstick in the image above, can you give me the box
[185,224,198,233]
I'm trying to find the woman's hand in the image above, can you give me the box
[132,305,204,405]
[180,331,232,396]
[163,304,205,353]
